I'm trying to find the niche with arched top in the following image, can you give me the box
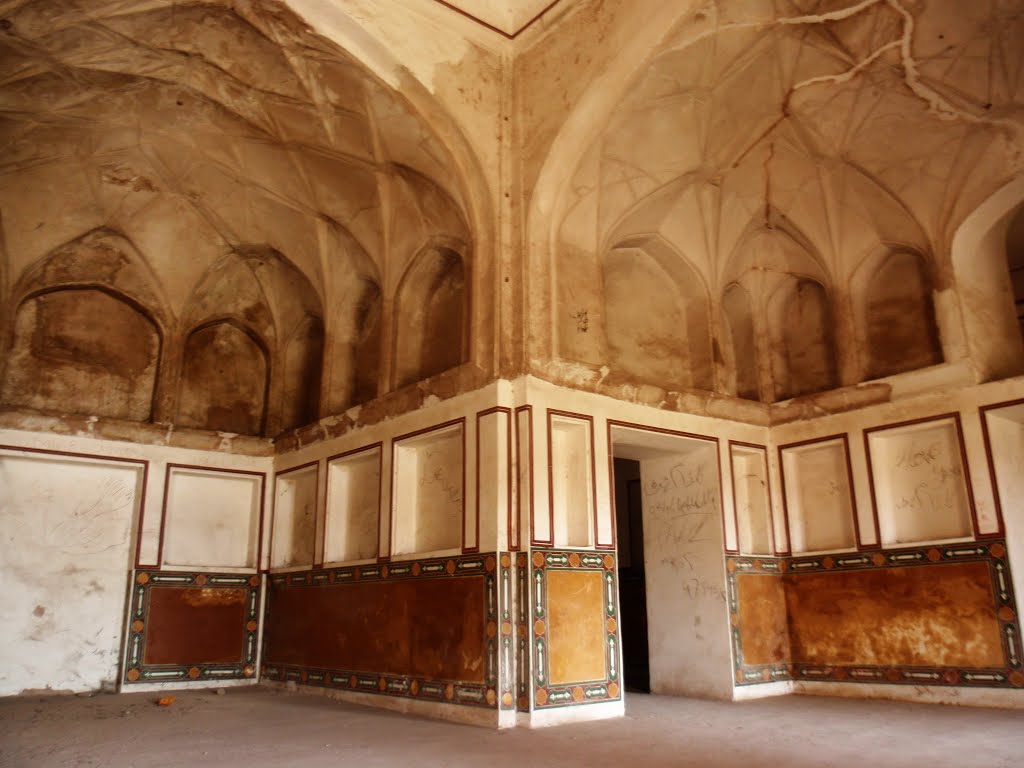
[770,278,837,401]
[722,283,759,400]
[863,251,942,379]
[180,248,324,435]
[602,241,713,390]
[176,321,268,435]
[2,288,160,421]
[393,247,467,389]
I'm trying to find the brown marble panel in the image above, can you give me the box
[547,570,606,685]
[143,587,247,665]
[785,562,1004,668]
[264,576,487,682]
[736,574,789,665]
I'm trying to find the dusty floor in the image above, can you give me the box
[0,687,1021,768]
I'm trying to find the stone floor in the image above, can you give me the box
[1,687,1021,767]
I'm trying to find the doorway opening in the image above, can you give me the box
[610,422,730,698]
[613,457,649,692]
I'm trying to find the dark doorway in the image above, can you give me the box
[614,457,650,692]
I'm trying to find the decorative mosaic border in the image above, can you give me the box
[516,552,531,711]
[530,549,622,709]
[123,570,261,684]
[262,552,501,709]
[728,541,1024,688]
[498,553,516,710]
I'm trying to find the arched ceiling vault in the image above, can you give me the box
[0,0,476,323]
[555,0,1024,301]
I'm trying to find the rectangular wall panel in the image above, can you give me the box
[727,542,1024,688]
[547,411,596,549]
[271,463,319,570]
[324,445,382,565]
[530,549,621,709]
[391,421,465,556]
[162,466,264,570]
[517,406,533,549]
[476,408,511,552]
[262,553,499,709]
[780,436,858,554]
[123,570,261,685]
[865,415,975,545]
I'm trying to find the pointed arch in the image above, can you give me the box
[602,234,713,390]
[852,249,942,379]
[176,319,269,435]
[950,175,1024,380]
[179,246,323,435]
[1,285,162,421]
[392,242,468,389]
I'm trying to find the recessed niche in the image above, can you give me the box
[730,444,773,555]
[163,467,263,569]
[866,416,974,545]
[982,401,1024,535]
[515,407,534,549]
[392,422,464,556]
[780,437,857,554]
[324,446,381,564]
[548,412,595,548]
[271,463,318,569]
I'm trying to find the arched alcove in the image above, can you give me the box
[769,278,837,401]
[176,321,268,435]
[1,287,160,421]
[393,247,467,389]
[862,251,942,379]
[722,283,759,400]
[950,176,1024,381]
[602,239,713,390]
[180,248,323,435]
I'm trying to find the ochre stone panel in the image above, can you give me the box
[546,570,606,685]
[785,562,1004,668]
[735,574,789,666]
[264,575,487,682]
[143,586,247,665]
